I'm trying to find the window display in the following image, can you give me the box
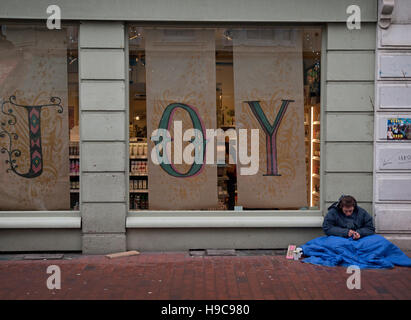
[128,26,321,211]
[0,24,79,210]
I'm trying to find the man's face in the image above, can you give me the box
[342,206,354,216]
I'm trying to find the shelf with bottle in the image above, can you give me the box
[130,193,148,210]
[69,159,80,176]
[70,160,80,177]
[69,141,80,209]
[70,180,80,193]
[69,141,80,177]
[129,141,149,208]
[129,179,148,192]
[309,103,321,208]
[129,142,148,159]
[130,160,148,176]
[69,142,80,157]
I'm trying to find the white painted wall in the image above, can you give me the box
[374,0,411,250]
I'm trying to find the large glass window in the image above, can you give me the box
[0,23,79,210]
[128,26,321,211]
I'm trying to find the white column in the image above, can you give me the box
[79,22,127,254]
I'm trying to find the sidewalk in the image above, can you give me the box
[0,251,410,300]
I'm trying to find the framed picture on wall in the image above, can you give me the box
[387,118,411,140]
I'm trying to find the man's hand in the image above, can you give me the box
[353,232,361,240]
[348,230,355,238]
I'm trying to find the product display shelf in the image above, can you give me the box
[309,103,321,207]
[129,142,149,209]
[69,141,80,210]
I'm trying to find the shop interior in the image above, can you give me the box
[128,26,321,211]
[67,26,80,210]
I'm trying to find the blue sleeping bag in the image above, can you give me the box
[301,234,411,269]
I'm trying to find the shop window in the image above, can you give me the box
[128,26,321,211]
[0,24,79,210]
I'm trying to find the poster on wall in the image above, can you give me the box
[387,118,411,140]
[145,29,218,210]
[0,26,70,210]
[233,29,307,208]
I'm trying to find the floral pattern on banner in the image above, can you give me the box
[145,29,217,210]
[233,29,307,208]
[0,27,69,210]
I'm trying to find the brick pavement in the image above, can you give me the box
[0,252,410,300]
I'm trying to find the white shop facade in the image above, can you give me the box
[1,0,409,254]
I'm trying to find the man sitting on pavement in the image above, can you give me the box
[322,195,375,240]
[300,194,411,268]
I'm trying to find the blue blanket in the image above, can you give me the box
[301,235,411,269]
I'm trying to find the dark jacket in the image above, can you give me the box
[322,200,375,238]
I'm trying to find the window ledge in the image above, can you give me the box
[126,213,323,228]
[0,211,81,229]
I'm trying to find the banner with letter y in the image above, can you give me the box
[233,29,307,209]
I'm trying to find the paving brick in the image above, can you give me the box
[0,253,410,300]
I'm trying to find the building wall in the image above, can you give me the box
[0,0,378,22]
[324,23,376,216]
[79,22,128,254]
[374,0,411,250]
[0,0,379,253]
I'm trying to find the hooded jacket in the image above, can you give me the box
[322,196,375,238]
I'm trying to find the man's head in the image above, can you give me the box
[339,195,357,216]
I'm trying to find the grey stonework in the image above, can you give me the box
[79,22,128,254]
[374,0,411,250]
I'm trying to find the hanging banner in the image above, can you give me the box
[0,27,70,210]
[145,29,218,210]
[233,29,307,208]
